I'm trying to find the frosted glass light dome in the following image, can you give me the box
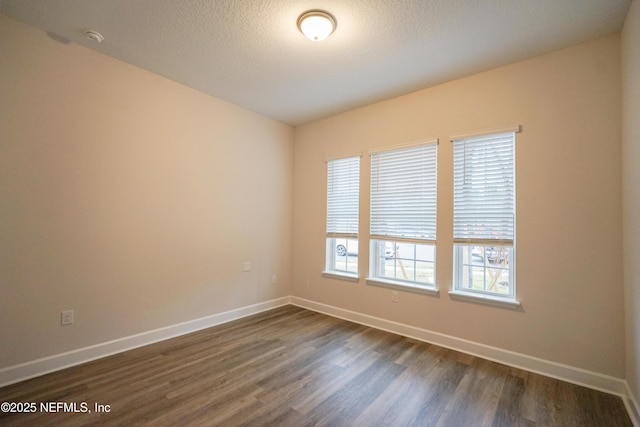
[297,10,337,42]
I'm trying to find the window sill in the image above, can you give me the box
[366,278,439,296]
[448,290,521,310]
[322,271,360,283]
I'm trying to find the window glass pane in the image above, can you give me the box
[371,239,435,287]
[415,261,435,284]
[329,238,358,274]
[456,244,513,296]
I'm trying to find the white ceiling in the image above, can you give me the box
[1,0,632,125]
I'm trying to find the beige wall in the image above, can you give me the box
[623,0,640,404]
[293,35,624,377]
[0,15,293,368]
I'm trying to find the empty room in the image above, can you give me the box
[1,0,639,425]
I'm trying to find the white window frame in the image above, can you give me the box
[366,140,438,295]
[450,127,520,306]
[322,155,361,281]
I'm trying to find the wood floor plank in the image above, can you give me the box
[301,357,407,426]
[351,344,463,427]
[291,348,383,415]
[437,358,507,426]
[491,373,535,427]
[0,305,633,426]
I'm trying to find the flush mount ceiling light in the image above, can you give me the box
[297,10,337,42]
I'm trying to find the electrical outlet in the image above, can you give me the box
[61,310,74,326]
[392,291,399,303]
[271,275,277,285]
[242,261,251,272]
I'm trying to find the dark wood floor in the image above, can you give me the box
[0,305,632,426]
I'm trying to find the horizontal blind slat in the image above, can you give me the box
[370,143,437,240]
[453,132,515,241]
[327,156,360,235]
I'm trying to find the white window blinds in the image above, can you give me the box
[326,156,360,237]
[453,131,515,244]
[370,142,437,241]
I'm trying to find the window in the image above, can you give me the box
[452,130,517,302]
[324,156,360,279]
[368,141,438,292]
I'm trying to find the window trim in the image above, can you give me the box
[449,125,521,142]
[366,277,439,296]
[369,138,439,154]
[448,289,521,309]
[322,270,360,282]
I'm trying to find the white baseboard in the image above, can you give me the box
[624,381,640,427]
[290,297,631,402]
[0,297,291,388]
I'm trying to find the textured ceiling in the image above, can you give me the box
[1,0,632,125]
